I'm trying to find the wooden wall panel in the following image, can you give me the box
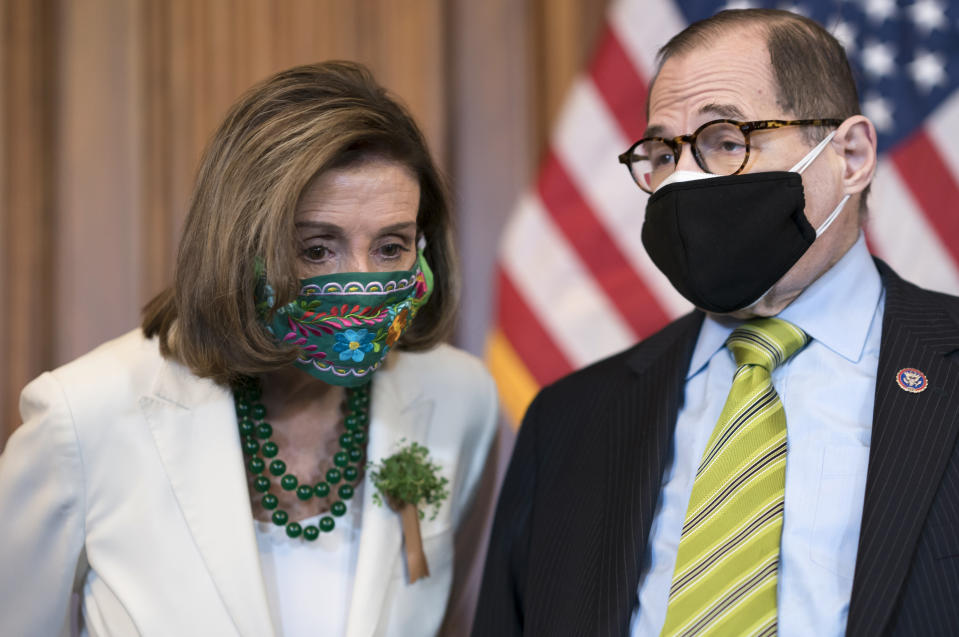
[0,5,6,442]
[55,0,145,364]
[528,0,608,164]
[1,0,57,447]
[140,0,175,298]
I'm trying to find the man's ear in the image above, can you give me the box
[833,115,877,195]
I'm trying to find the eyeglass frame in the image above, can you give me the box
[617,118,844,193]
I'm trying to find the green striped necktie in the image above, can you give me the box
[660,318,809,637]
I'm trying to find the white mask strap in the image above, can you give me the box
[815,193,851,238]
[787,129,848,237]
[789,130,837,174]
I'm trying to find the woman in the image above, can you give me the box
[0,62,498,637]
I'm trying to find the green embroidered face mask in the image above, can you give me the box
[256,250,434,386]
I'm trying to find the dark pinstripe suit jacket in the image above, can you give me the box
[474,261,959,637]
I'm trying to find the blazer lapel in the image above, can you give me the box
[139,360,275,637]
[345,361,435,637]
[597,311,704,635]
[847,262,959,636]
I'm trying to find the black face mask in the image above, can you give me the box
[641,171,816,314]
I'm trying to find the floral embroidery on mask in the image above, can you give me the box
[255,249,434,386]
[334,329,376,362]
[386,308,411,347]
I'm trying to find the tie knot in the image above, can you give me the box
[726,318,809,371]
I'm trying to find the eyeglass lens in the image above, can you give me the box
[629,121,748,191]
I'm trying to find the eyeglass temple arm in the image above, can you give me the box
[618,150,650,165]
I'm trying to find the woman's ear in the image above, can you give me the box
[833,115,878,196]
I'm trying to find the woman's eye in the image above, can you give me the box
[377,243,408,259]
[304,245,330,261]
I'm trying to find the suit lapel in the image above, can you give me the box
[345,360,434,637]
[597,311,703,635]
[139,360,275,637]
[847,263,959,636]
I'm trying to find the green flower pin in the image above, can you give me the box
[369,440,449,583]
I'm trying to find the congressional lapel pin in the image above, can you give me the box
[896,367,928,394]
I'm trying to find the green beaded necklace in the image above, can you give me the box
[233,377,371,540]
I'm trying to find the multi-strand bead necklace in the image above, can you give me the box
[234,377,370,540]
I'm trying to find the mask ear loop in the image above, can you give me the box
[789,130,837,174]
[787,130,851,237]
[815,194,851,237]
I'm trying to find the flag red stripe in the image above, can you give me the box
[891,131,959,268]
[537,151,670,338]
[496,268,574,386]
[588,23,649,143]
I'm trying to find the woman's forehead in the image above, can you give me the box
[294,161,420,230]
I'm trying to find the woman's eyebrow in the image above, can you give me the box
[378,222,417,236]
[294,221,343,235]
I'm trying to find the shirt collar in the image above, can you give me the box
[686,233,882,379]
[686,314,736,380]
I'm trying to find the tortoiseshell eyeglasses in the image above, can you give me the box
[617,118,843,193]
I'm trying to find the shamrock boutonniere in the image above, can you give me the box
[369,440,449,583]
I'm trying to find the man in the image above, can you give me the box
[474,9,959,637]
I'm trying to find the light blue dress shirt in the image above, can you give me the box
[630,234,884,637]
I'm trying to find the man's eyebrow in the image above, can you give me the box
[643,124,667,138]
[642,102,747,139]
[699,103,746,120]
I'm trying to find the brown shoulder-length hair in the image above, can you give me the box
[142,61,459,385]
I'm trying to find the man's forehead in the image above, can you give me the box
[646,30,780,135]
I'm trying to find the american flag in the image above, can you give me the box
[487,0,959,425]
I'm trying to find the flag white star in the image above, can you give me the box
[861,40,896,77]
[908,50,947,92]
[829,20,858,54]
[862,93,894,131]
[907,0,948,33]
[722,0,756,9]
[861,0,897,23]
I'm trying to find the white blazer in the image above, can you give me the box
[0,330,498,637]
